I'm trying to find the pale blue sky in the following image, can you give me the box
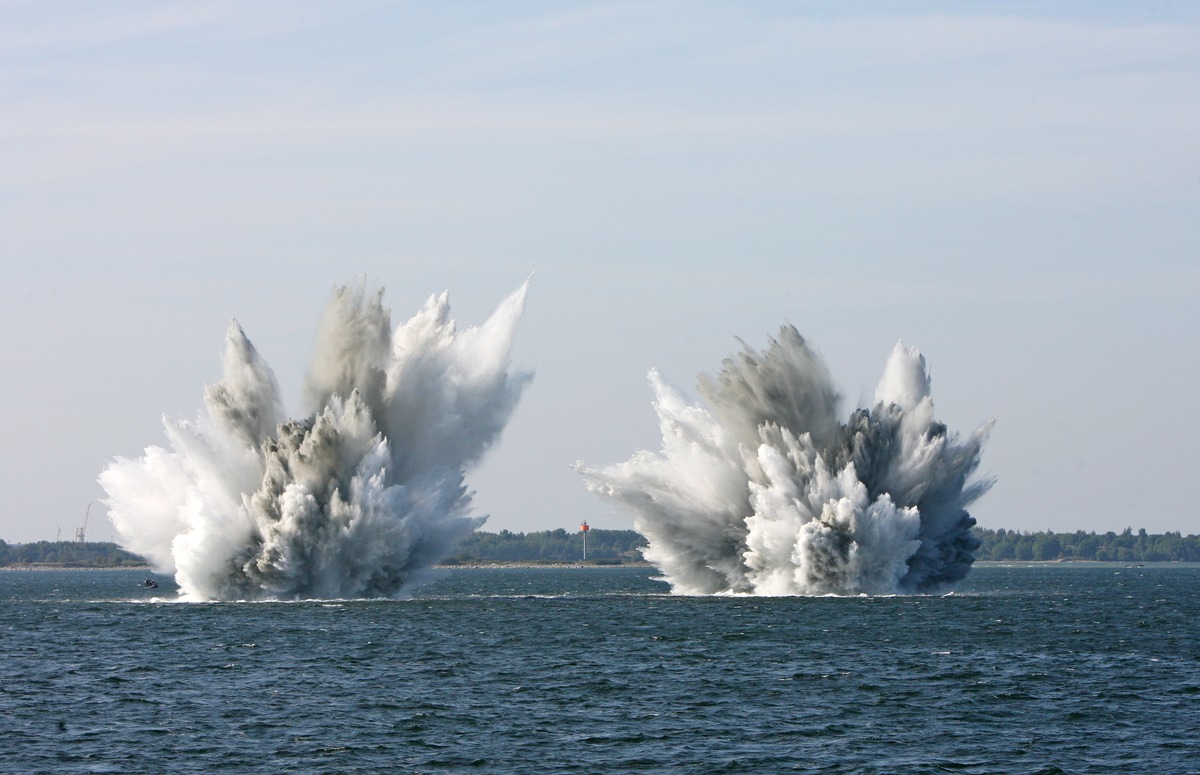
[2,2,1197,542]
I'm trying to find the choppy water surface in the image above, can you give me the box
[2,564,1197,773]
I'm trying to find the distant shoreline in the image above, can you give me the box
[0,562,653,572]
[0,564,152,572]
[437,561,655,570]
[4,559,1194,573]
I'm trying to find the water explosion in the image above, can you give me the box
[100,280,532,600]
[579,327,992,595]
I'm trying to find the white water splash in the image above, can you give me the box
[578,327,992,595]
[100,280,532,601]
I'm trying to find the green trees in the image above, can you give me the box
[0,541,145,567]
[445,529,647,564]
[972,528,1200,562]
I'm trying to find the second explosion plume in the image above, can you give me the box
[579,327,992,595]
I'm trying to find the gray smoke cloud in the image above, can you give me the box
[578,327,992,595]
[100,279,532,600]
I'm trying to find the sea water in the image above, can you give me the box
[2,564,1197,773]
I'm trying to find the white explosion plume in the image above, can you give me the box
[579,327,992,595]
[100,280,532,600]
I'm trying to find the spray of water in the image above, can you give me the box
[578,327,992,595]
[100,280,532,600]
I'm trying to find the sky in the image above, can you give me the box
[1,1,1197,543]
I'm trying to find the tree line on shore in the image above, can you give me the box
[444,528,644,564]
[3,527,1199,567]
[0,540,145,567]
[448,527,1200,564]
[972,527,1200,562]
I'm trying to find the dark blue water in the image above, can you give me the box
[2,564,1197,774]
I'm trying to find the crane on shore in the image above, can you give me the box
[75,503,90,544]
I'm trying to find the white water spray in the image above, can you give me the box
[100,280,532,600]
[578,327,992,595]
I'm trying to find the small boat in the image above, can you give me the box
[143,578,159,589]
